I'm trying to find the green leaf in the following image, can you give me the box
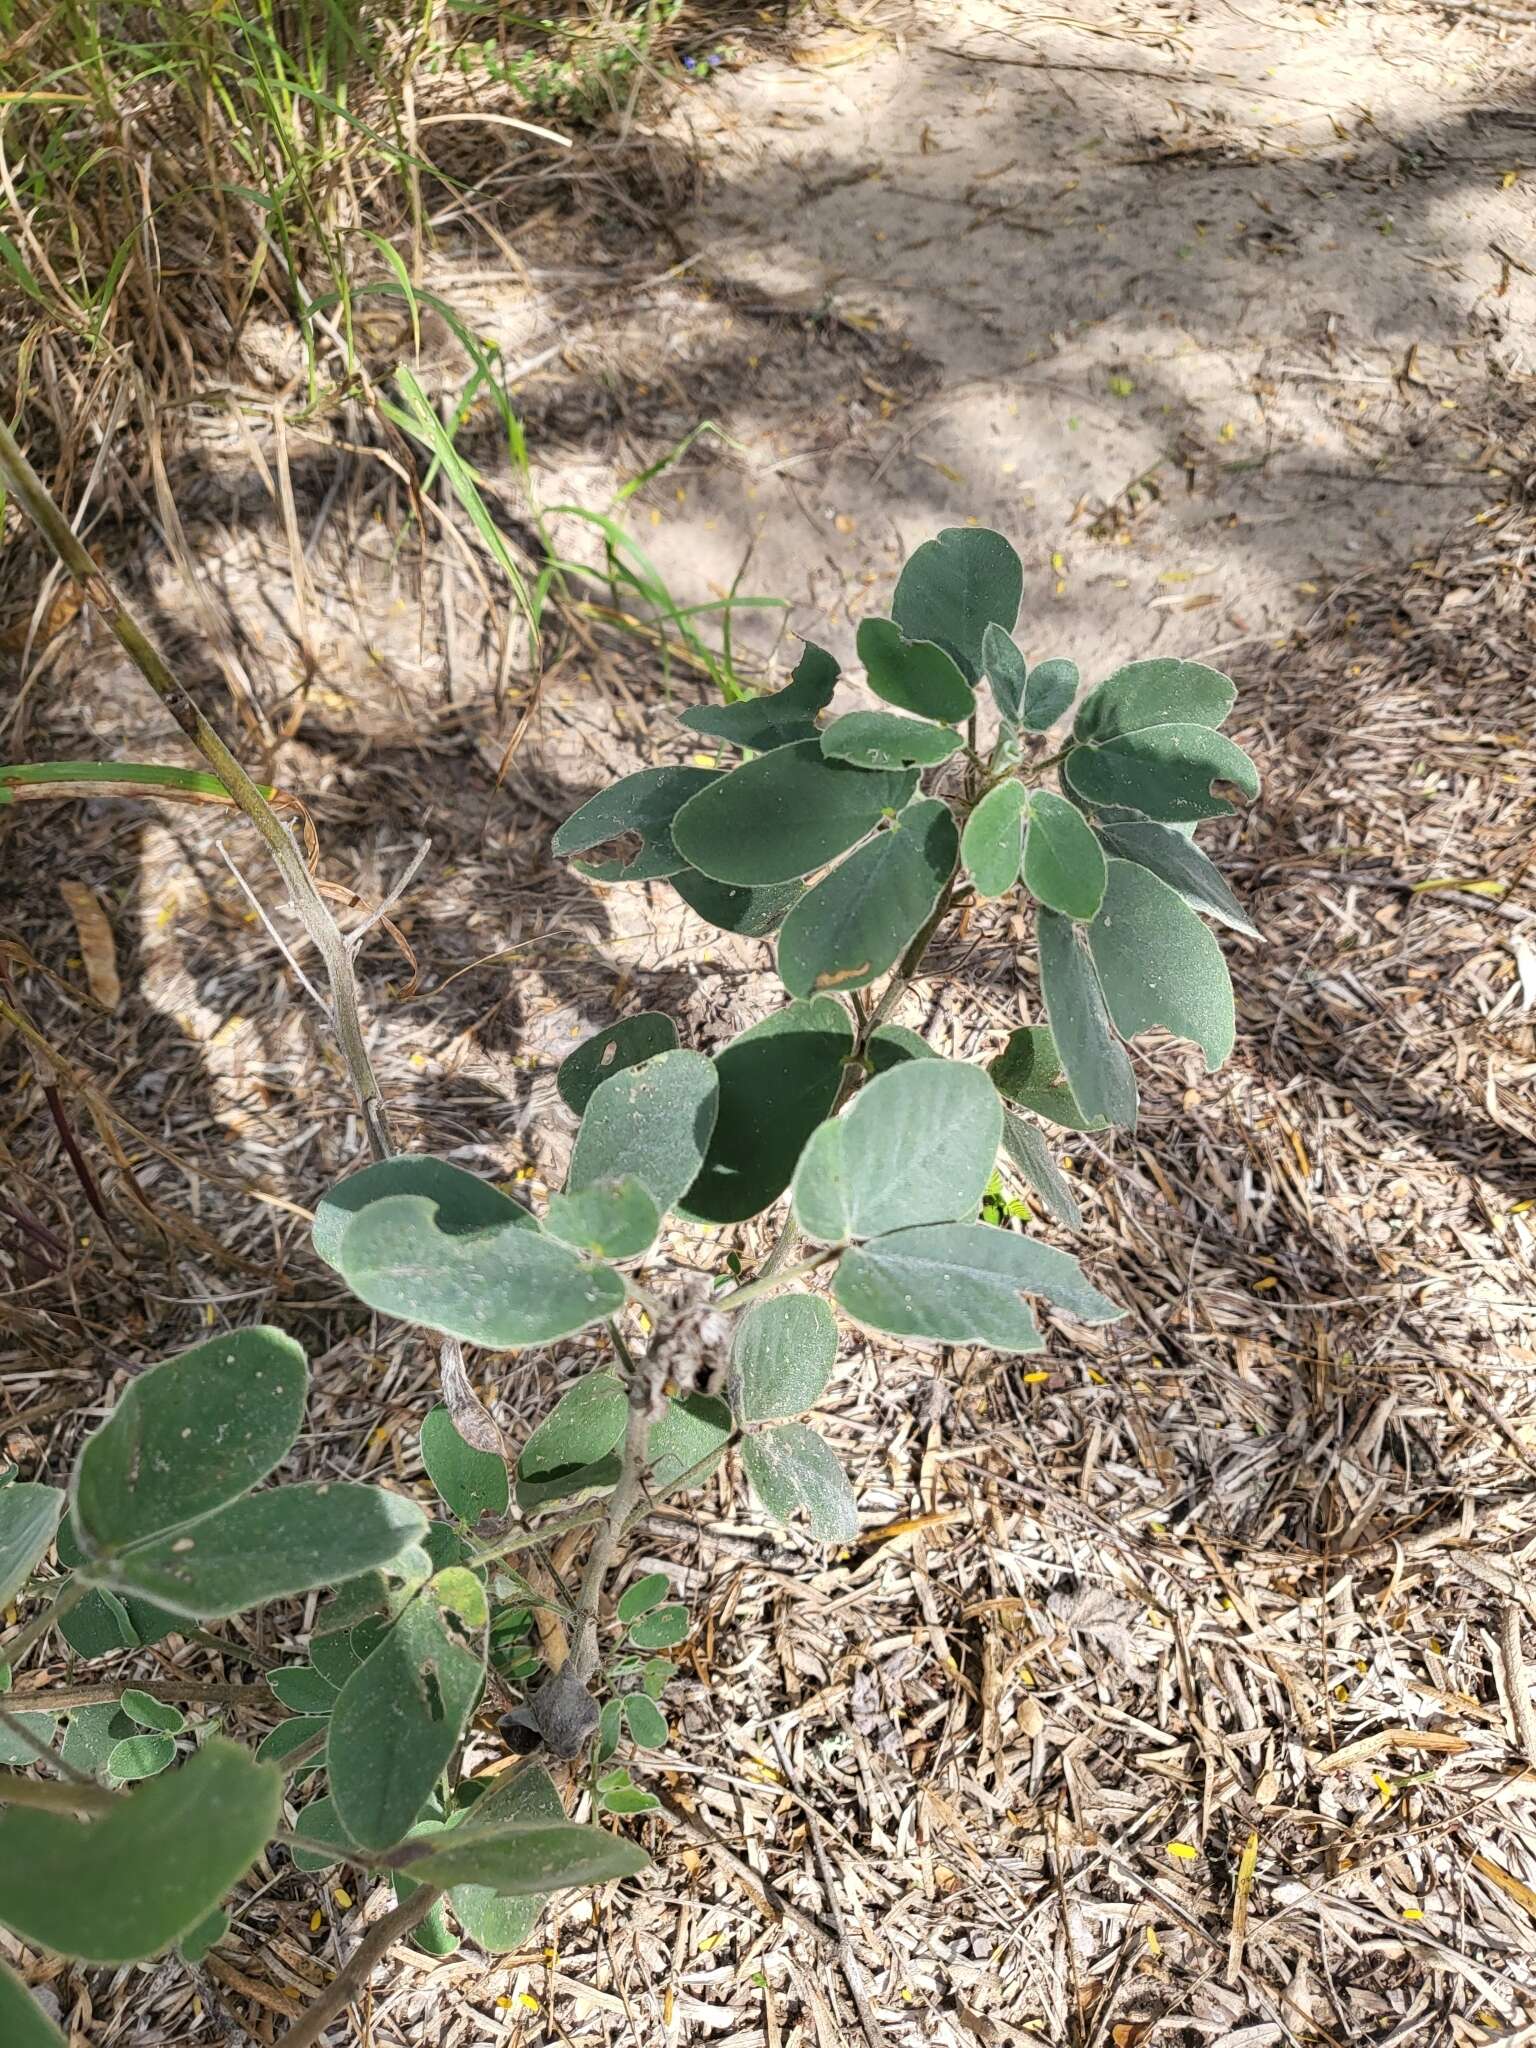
[557,1014,679,1115]
[678,641,838,751]
[552,765,720,881]
[400,1819,649,1897]
[679,997,852,1225]
[545,1175,660,1261]
[255,1716,328,1778]
[777,799,957,1000]
[59,1705,129,1777]
[71,1328,307,1555]
[669,867,804,936]
[1064,722,1259,824]
[53,1522,178,1657]
[626,1603,689,1650]
[623,1694,668,1749]
[730,1294,838,1423]
[421,1405,511,1526]
[335,1198,625,1350]
[673,740,918,886]
[568,1049,719,1219]
[598,1769,661,1817]
[517,1375,627,1510]
[309,1626,362,1688]
[1037,911,1140,1130]
[834,1221,1119,1350]
[740,1424,857,1543]
[120,1689,185,1734]
[1086,860,1235,1070]
[989,1025,1108,1132]
[108,1732,176,1781]
[313,1156,535,1273]
[981,623,1028,726]
[268,1665,339,1715]
[891,526,1023,683]
[0,1484,62,1608]
[0,1954,67,2047]
[866,1023,938,1071]
[961,780,1026,899]
[86,1482,430,1620]
[856,616,973,723]
[1000,1112,1081,1231]
[1095,820,1260,938]
[178,1904,229,1964]
[617,1573,669,1625]
[449,1764,564,1952]
[328,1569,488,1852]
[1022,656,1079,732]
[0,1711,57,1766]
[289,1792,361,1872]
[791,1058,1001,1245]
[819,710,963,769]
[1022,790,1108,921]
[648,1394,732,1492]
[1073,657,1234,742]
[642,1658,672,1700]
[0,1737,281,1963]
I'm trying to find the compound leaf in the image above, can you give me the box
[623,1694,668,1749]
[961,780,1026,899]
[730,1293,838,1424]
[1095,819,1260,938]
[891,526,1023,683]
[856,616,973,723]
[1022,656,1079,732]
[669,866,804,936]
[268,1665,338,1715]
[108,1733,176,1781]
[981,623,1028,727]
[672,740,917,886]
[0,1483,62,1608]
[1064,722,1259,824]
[517,1375,627,1510]
[450,1763,564,1952]
[420,1406,510,1526]
[989,1024,1108,1133]
[1073,657,1234,743]
[552,765,720,881]
[834,1221,1120,1351]
[740,1424,857,1544]
[557,1014,678,1115]
[0,1737,281,1963]
[328,1569,489,1852]
[1022,789,1107,922]
[679,997,852,1225]
[313,1156,535,1273]
[777,798,957,1000]
[120,1689,185,1734]
[617,1573,669,1624]
[1037,910,1140,1130]
[820,710,963,770]
[71,1328,307,1555]
[1086,860,1235,1070]
[678,641,838,752]
[568,1049,718,1223]
[545,1176,660,1262]
[399,1820,648,1897]
[791,1058,1001,1245]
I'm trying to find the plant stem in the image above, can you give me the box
[0,1772,116,1815]
[710,1249,838,1315]
[277,1884,441,2048]
[0,1579,87,1677]
[566,1369,652,1690]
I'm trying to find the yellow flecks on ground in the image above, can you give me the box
[650,508,662,526]
[1145,1926,1162,1956]
[1254,1275,1278,1292]
[1023,1370,1050,1385]
[698,1932,723,1952]
[1166,1841,1199,1861]
[1412,876,1505,897]
[495,1996,513,2010]
[1502,169,1520,188]
[333,1888,352,1908]
[1050,551,1065,573]
[835,513,856,533]
[1374,1773,1395,1806]
[310,1910,323,1932]
[203,1304,217,1326]
[519,1993,541,2012]
[1220,421,1237,441]
[1402,1906,1424,1919]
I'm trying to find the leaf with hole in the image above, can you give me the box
[679,997,851,1225]
[989,1025,1108,1133]
[1022,656,1079,732]
[567,1049,719,1221]
[86,1482,430,1621]
[981,623,1028,726]
[71,1327,306,1556]
[0,1955,67,2047]
[516,1375,627,1511]
[557,1013,679,1115]
[730,1294,837,1423]
[678,641,838,751]
[398,1820,649,1897]
[891,526,1023,683]
[0,1483,62,1609]
[961,780,1026,899]
[0,1737,281,1963]
[1022,789,1107,921]
[834,1221,1119,1351]
[551,765,720,881]
[647,1395,732,1492]
[420,1405,510,1526]
[820,710,962,769]
[1000,1113,1081,1231]
[449,1762,564,1953]
[856,616,974,723]
[120,1689,185,1735]
[791,1057,1001,1245]
[327,1569,488,1852]
[623,1694,668,1749]
[1095,820,1259,938]
[1037,911,1139,1130]
[1073,657,1234,743]
[1086,860,1234,1070]
[313,1157,537,1276]
[1064,722,1259,824]
[544,1176,660,1261]
[108,1733,176,1781]
[335,1197,625,1351]
[668,866,805,936]
[777,798,957,1000]
[672,739,918,886]
[58,1705,131,1778]
[741,1425,857,1543]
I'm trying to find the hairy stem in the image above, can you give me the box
[276,1884,441,2048]
[0,1579,87,1677]
[566,1338,653,1690]
[711,1249,838,1315]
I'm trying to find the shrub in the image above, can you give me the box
[0,525,1256,2033]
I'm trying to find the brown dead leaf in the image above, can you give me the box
[58,881,121,1011]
